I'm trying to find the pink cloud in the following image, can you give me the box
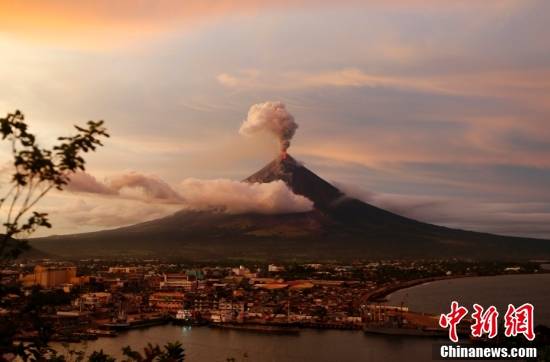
[178,178,313,214]
[51,198,180,229]
[66,172,116,195]
[109,173,184,203]
[66,172,313,214]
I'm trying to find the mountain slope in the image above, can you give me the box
[245,154,343,209]
[30,154,550,260]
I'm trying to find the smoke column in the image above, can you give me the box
[239,101,298,154]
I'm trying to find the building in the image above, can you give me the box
[268,264,285,273]
[77,292,112,308]
[108,266,141,274]
[20,264,77,288]
[149,292,185,312]
[231,266,257,278]
[214,299,246,322]
[159,273,196,290]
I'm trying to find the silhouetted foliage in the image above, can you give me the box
[122,342,185,362]
[0,112,188,362]
[0,110,109,259]
[159,341,185,362]
[0,110,108,360]
[88,350,116,362]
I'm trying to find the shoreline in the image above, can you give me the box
[365,272,545,304]
[365,275,470,303]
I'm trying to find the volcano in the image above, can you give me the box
[245,154,343,209]
[31,154,550,260]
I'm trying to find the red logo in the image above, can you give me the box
[439,302,535,342]
[504,303,535,341]
[470,304,499,339]
[439,301,468,342]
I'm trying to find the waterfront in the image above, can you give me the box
[55,273,550,361]
[386,273,550,325]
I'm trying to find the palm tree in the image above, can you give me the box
[122,343,163,362]
[88,350,115,362]
[160,341,185,362]
[144,343,163,362]
[122,346,144,362]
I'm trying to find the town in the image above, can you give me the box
[0,258,541,342]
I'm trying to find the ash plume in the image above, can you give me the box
[178,178,313,214]
[67,171,313,214]
[67,171,184,203]
[109,173,184,203]
[66,172,116,195]
[239,101,298,153]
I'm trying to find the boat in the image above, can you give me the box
[87,329,118,337]
[172,310,208,326]
[173,310,193,325]
[104,314,168,330]
[103,321,131,330]
[104,309,131,330]
[362,304,448,338]
[73,332,99,340]
[129,316,168,328]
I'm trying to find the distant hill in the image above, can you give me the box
[0,236,50,260]
[30,154,550,260]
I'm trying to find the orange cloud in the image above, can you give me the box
[216,69,441,92]
[0,0,524,50]
[0,0,276,49]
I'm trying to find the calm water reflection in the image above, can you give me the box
[57,326,440,362]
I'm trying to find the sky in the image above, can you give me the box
[0,0,549,238]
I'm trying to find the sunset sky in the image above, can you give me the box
[1,0,549,237]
